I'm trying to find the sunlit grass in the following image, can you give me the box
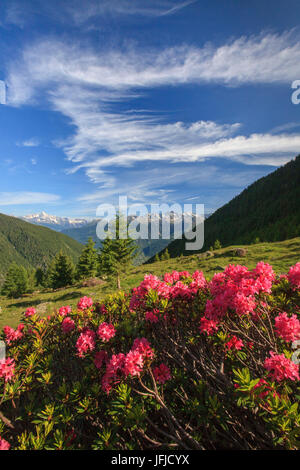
[0,237,299,329]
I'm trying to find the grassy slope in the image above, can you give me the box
[0,237,299,330]
[0,213,83,276]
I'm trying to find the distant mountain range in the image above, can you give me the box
[156,155,300,259]
[61,213,203,263]
[20,211,90,231]
[17,212,204,263]
[0,213,83,278]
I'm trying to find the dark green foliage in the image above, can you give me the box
[0,213,82,275]
[213,240,222,250]
[161,248,170,260]
[157,155,300,258]
[49,251,75,289]
[76,238,99,280]
[1,262,28,298]
[35,267,46,287]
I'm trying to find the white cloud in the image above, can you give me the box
[5,30,300,204]
[16,138,40,147]
[64,0,196,23]
[2,0,198,31]
[7,30,300,108]
[0,192,60,205]
[77,163,274,206]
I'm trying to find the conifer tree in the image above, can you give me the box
[76,237,99,280]
[98,213,137,289]
[213,239,222,250]
[160,248,170,260]
[1,263,28,298]
[35,267,46,287]
[154,253,160,262]
[50,251,75,289]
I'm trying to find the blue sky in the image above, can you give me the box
[1,0,300,218]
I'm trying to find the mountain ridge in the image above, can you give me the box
[0,212,83,277]
[151,155,300,259]
[20,211,90,231]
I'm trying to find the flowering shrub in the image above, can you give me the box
[25,307,36,317]
[0,262,299,450]
[59,306,72,317]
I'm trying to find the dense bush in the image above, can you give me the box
[0,262,299,450]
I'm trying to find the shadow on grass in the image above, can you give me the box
[7,298,47,309]
[52,291,86,302]
[6,290,86,309]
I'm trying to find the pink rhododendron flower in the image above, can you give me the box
[25,307,36,317]
[77,296,93,311]
[231,292,256,316]
[225,336,244,351]
[205,262,277,321]
[287,262,300,290]
[199,317,219,336]
[99,304,108,315]
[132,337,154,360]
[76,329,96,357]
[3,324,24,344]
[0,436,10,450]
[275,312,300,343]
[145,310,159,323]
[130,270,205,311]
[124,350,144,377]
[59,306,72,317]
[264,351,300,382]
[0,358,15,382]
[190,270,206,289]
[102,353,125,394]
[97,322,116,342]
[94,350,108,369]
[251,378,280,400]
[61,317,75,334]
[153,363,171,384]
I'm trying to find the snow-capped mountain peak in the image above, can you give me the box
[20,212,90,231]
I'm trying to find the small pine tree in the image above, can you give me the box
[76,237,99,280]
[44,259,56,289]
[154,253,160,262]
[98,214,137,289]
[160,248,170,260]
[213,239,222,250]
[50,251,75,289]
[1,263,28,298]
[27,268,37,294]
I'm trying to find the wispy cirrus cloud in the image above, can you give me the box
[5,30,300,204]
[2,0,197,30]
[65,0,197,23]
[16,137,40,147]
[0,191,60,205]
[7,29,300,107]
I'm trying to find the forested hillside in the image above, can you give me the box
[0,213,82,277]
[160,156,300,258]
